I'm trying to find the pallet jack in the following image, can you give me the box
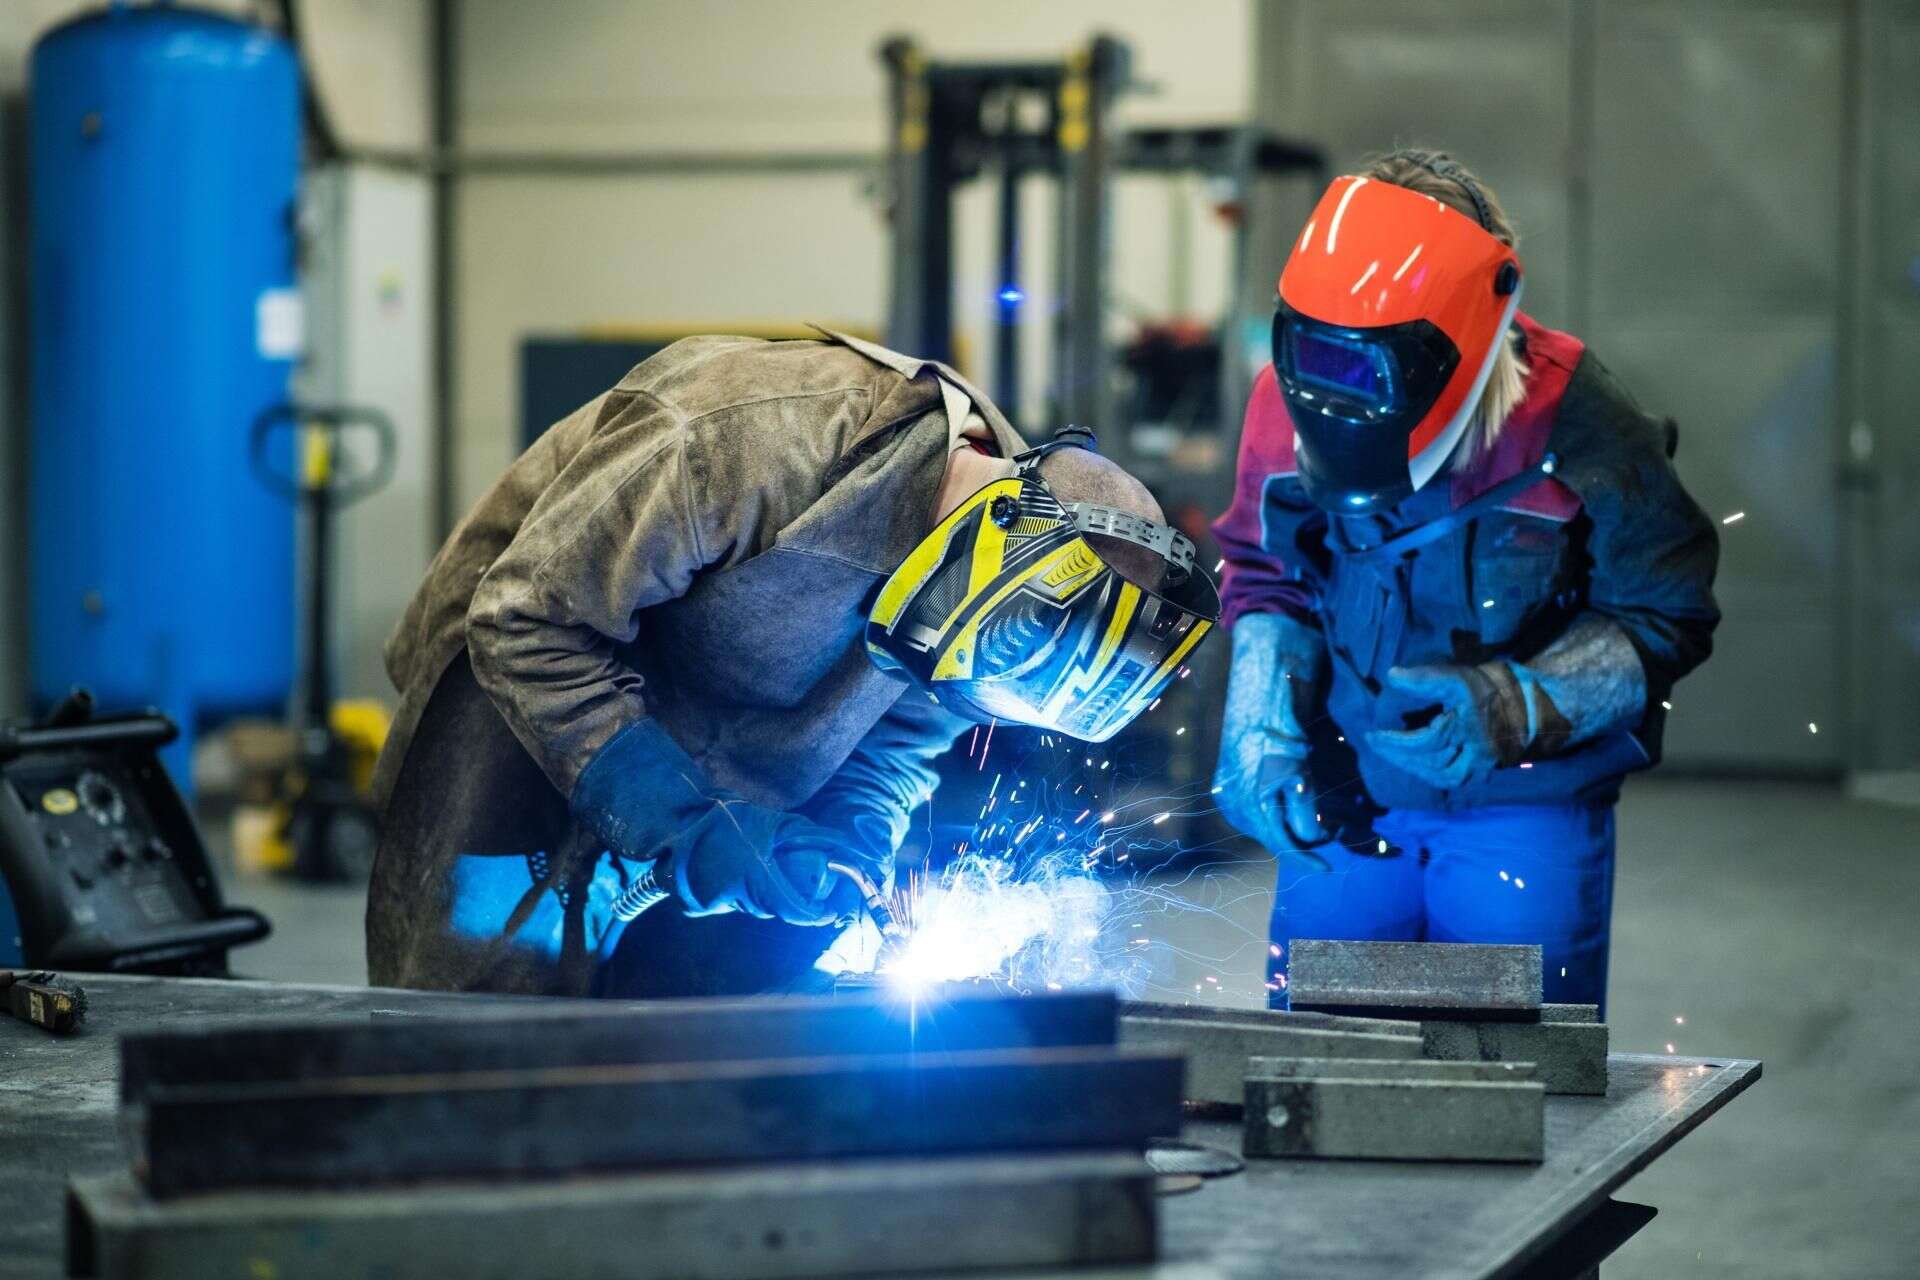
[250,403,396,882]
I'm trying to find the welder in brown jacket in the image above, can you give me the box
[368,330,1219,998]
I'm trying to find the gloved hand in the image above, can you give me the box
[1212,612,1332,853]
[1366,617,1650,792]
[570,719,859,927]
[1365,662,1530,790]
[795,783,906,904]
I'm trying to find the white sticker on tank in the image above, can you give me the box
[256,288,305,359]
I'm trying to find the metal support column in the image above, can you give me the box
[1051,36,1127,453]
[993,157,1022,412]
[429,0,457,541]
[882,38,953,363]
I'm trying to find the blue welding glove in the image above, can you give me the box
[1368,615,1649,791]
[1212,612,1332,854]
[795,799,896,904]
[570,719,858,927]
[794,764,917,905]
[1366,663,1528,790]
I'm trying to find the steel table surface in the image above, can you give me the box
[0,975,1759,1280]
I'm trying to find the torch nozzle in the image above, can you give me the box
[826,860,905,942]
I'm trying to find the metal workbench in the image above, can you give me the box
[0,976,1759,1280]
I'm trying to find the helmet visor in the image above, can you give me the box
[1285,325,1399,414]
[1272,303,1461,512]
[939,540,1217,742]
[866,474,1218,743]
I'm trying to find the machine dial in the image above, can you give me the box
[76,770,127,827]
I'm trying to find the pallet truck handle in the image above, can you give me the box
[249,403,398,508]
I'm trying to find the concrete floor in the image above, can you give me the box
[223,776,1919,1278]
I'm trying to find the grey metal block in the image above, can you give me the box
[1247,1057,1537,1084]
[136,1045,1182,1197]
[1421,1005,1610,1096]
[1244,1060,1545,1163]
[1287,939,1544,1020]
[68,1151,1156,1280]
[1120,1014,1419,1106]
[1542,1003,1598,1024]
[1120,999,1415,1038]
[121,989,1116,1103]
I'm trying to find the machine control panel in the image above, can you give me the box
[0,705,268,973]
[8,757,201,936]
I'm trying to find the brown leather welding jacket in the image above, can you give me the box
[366,330,1026,994]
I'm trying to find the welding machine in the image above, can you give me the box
[0,690,270,974]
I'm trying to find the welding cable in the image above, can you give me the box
[610,859,670,922]
[826,860,903,939]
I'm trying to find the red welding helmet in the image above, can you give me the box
[1273,175,1524,513]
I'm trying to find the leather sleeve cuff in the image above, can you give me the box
[1471,660,1534,766]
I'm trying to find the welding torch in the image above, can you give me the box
[608,854,905,959]
[827,860,906,962]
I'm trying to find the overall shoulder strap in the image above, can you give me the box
[1339,453,1560,562]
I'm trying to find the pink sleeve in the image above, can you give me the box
[1211,367,1320,629]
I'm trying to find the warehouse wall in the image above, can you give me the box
[450,0,1255,512]
[1254,0,1920,774]
[297,0,432,153]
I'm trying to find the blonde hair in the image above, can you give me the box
[1361,149,1529,463]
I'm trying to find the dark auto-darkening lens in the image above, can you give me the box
[1291,329,1388,405]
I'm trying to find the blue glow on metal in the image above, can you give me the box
[819,713,1277,1004]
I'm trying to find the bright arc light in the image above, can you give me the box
[880,857,1106,991]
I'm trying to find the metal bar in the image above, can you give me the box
[1051,35,1127,441]
[337,132,1325,183]
[1246,1058,1537,1084]
[993,156,1022,410]
[1286,939,1544,1021]
[301,457,332,730]
[1120,1013,1420,1106]
[0,715,176,763]
[71,1152,1156,1280]
[382,147,877,177]
[1120,999,1416,1038]
[428,0,456,542]
[121,989,1118,1101]
[136,1045,1182,1197]
[880,37,953,360]
[1420,1004,1610,1096]
[1244,1072,1545,1162]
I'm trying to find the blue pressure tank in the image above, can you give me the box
[29,6,299,775]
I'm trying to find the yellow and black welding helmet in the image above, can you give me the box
[866,428,1219,742]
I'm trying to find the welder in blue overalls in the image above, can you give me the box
[1211,151,1720,1013]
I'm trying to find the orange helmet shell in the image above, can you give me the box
[1275,176,1523,504]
